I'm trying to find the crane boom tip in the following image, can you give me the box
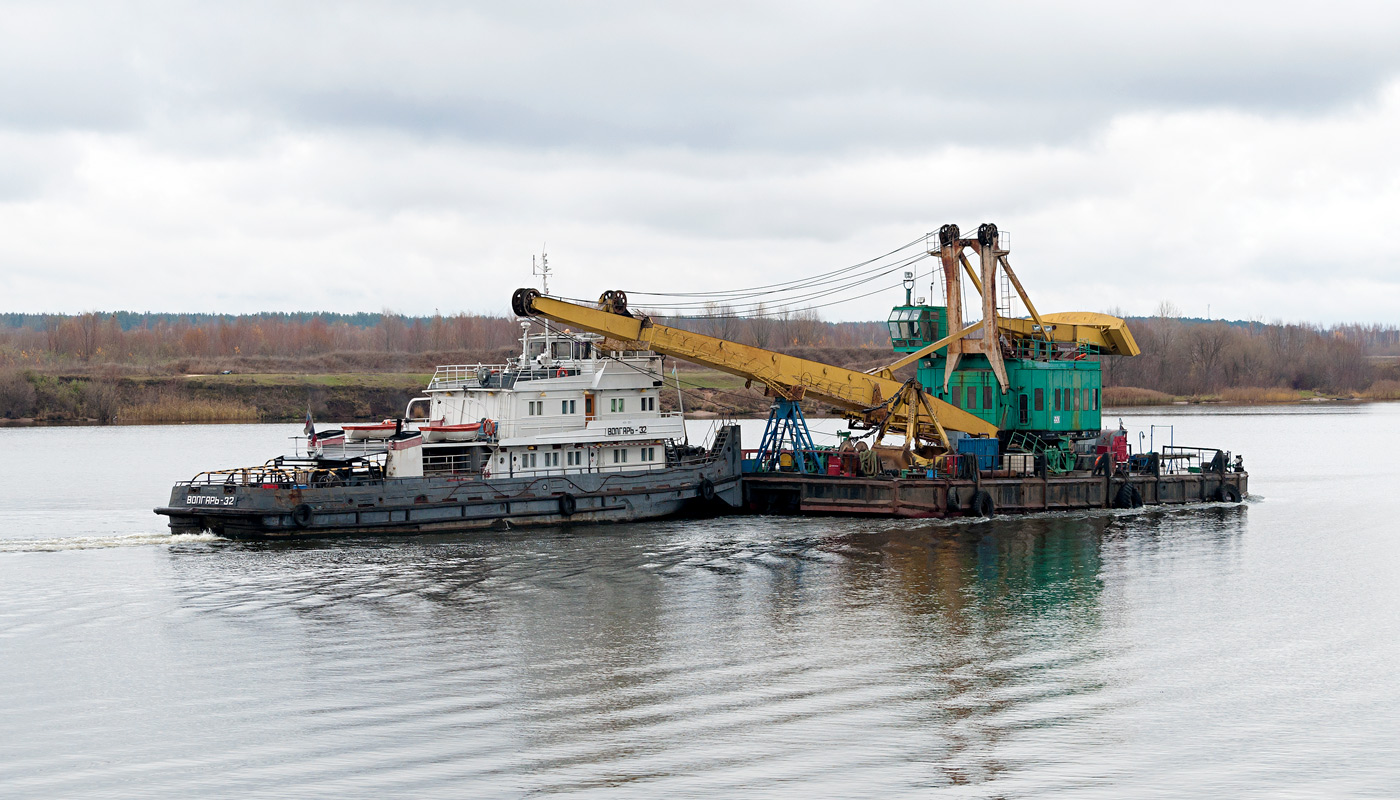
[511,288,541,317]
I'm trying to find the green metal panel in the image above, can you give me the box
[916,354,1102,434]
[886,302,1105,435]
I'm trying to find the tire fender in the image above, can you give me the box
[699,477,717,502]
[558,493,577,517]
[1113,482,1134,509]
[971,490,994,518]
[291,504,314,528]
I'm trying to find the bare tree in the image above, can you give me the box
[1188,323,1233,393]
[702,302,739,342]
[746,303,774,348]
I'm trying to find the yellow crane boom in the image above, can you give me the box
[511,288,999,448]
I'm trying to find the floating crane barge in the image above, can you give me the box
[513,222,1246,519]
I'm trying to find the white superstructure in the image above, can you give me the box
[404,329,685,479]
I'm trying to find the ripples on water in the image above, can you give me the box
[3,412,1400,798]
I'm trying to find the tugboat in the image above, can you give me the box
[155,326,741,538]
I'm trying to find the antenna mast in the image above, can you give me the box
[532,246,551,296]
[532,246,553,356]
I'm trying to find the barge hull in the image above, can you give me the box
[743,470,1248,518]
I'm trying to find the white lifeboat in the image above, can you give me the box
[419,419,496,442]
[343,420,398,440]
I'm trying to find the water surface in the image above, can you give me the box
[2,406,1398,798]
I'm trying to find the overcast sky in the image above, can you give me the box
[2,1,1399,323]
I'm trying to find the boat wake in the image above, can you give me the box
[0,531,226,554]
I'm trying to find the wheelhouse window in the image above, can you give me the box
[886,307,928,344]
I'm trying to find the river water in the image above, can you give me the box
[2,406,1398,798]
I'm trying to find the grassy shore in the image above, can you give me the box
[120,395,260,423]
[1104,384,1371,407]
[2,367,1394,426]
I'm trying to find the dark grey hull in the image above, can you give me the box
[156,427,742,539]
[743,468,1247,518]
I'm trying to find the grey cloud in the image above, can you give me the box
[5,1,1400,151]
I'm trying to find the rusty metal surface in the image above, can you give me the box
[742,471,1248,519]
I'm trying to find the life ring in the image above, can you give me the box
[291,503,314,528]
[558,493,577,517]
[556,368,568,378]
[971,490,994,518]
[699,477,717,502]
[1218,484,1241,503]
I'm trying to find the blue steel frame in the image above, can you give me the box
[755,399,819,473]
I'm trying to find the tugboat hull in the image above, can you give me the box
[157,427,742,539]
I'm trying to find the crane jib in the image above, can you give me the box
[511,288,1001,444]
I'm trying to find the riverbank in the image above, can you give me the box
[0,372,431,425]
[1103,385,1391,406]
[0,369,1392,426]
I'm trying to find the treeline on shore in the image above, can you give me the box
[2,309,1399,423]
[0,309,889,372]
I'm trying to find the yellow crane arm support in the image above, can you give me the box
[1035,312,1141,356]
[513,290,999,438]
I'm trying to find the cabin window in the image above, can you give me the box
[527,341,546,360]
[640,397,655,411]
[966,386,977,409]
[561,399,576,414]
[983,386,992,410]
[551,341,571,360]
[610,398,625,413]
[640,447,656,462]
[1054,388,1062,411]
[526,453,537,468]
[1094,389,1100,411]
[1034,388,1044,411]
[612,448,628,464]
[951,388,961,408]
[1019,394,1030,425]
[1072,390,1080,410]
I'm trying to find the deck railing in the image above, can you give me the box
[742,445,1239,480]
